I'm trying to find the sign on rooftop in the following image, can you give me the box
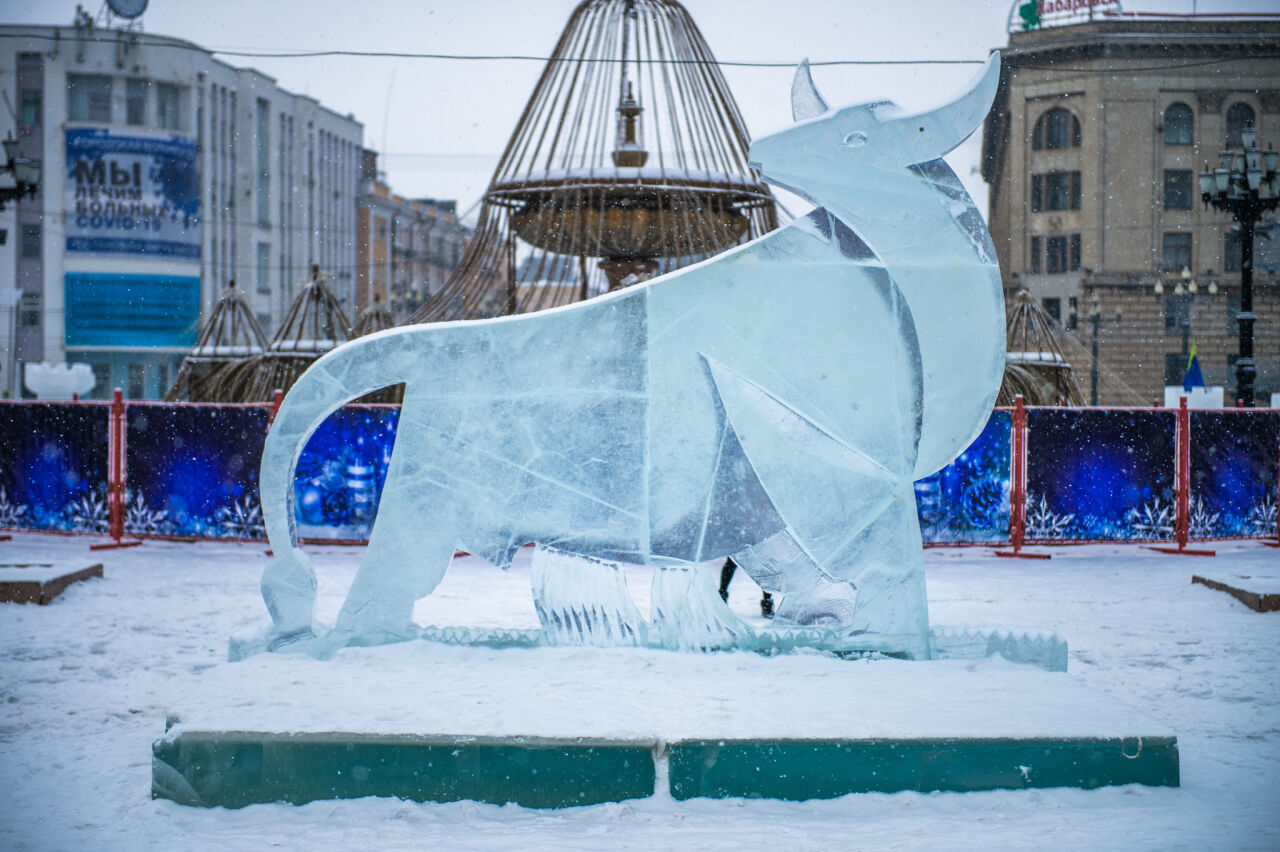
[1009,0,1122,32]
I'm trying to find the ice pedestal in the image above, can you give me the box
[157,647,1176,808]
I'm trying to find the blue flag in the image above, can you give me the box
[1183,343,1204,392]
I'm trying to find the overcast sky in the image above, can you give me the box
[6,0,1275,218]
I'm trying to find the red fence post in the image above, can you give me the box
[1149,395,1213,557]
[268,388,283,425]
[1176,396,1190,550]
[1011,395,1026,552]
[109,388,124,543]
[997,395,1048,558]
[90,389,142,551]
[1272,413,1280,547]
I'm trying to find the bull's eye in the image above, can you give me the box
[843,131,867,147]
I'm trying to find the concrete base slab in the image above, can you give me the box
[155,646,1178,808]
[0,563,103,604]
[1193,570,1280,612]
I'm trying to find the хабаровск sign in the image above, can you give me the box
[64,128,201,260]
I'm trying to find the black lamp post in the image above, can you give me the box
[0,132,41,210]
[1200,123,1279,408]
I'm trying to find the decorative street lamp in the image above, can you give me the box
[1200,123,1279,407]
[0,132,41,210]
[1152,267,1218,367]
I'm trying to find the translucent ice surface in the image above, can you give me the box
[254,55,1005,660]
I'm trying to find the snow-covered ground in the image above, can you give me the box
[1,533,1277,850]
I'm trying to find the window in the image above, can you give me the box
[1042,297,1061,324]
[1163,103,1193,145]
[1033,107,1081,150]
[1165,293,1191,332]
[1226,102,1255,146]
[67,74,112,122]
[20,89,41,126]
[1031,174,1043,212]
[128,364,145,399]
[1030,234,1082,274]
[1162,233,1192,271]
[1068,295,1079,330]
[157,363,170,396]
[18,293,40,328]
[1225,230,1242,272]
[1046,171,1080,211]
[126,79,148,125]
[1165,353,1189,385]
[1164,170,1192,209]
[1227,294,1241,336]
[1046,236,1069,273]
[156,83,183,130]
[256,242,272,294]
[20,224,41,259]
[256,99,271,225]
[90,363,111,399]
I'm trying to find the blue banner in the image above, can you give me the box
[915,410,1012,543]
[1025,409,1176,541]
[0,403,110,533]
[65,128,200,259]
[65,272,201,348]
[1189,411,1279,537]
[125,405,269,539]
[294,407,400,541]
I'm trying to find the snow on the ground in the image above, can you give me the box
[1,534,1277,850]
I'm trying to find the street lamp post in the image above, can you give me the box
[1200,123,1279,407]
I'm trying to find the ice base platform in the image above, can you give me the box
[154,644,1177,808]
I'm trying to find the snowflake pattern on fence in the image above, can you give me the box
[1024,493,1074,540]
[0,487,29,528]
[124,491,173,536]
[1126,497,1175,539]
[1248,495,1277,537]
[68,490,110,534]
[214,495,265,539]
[1187,495,1221,539]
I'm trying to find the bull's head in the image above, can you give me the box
[747,53,1000,205]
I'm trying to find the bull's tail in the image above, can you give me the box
[258,328,416,641]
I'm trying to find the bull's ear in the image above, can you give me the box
[791,59,829,121]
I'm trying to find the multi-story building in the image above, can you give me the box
[0,17,362,399]
[983,16,1280,403]
[357,151,471,323]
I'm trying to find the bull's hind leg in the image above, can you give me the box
[330,458,458,648]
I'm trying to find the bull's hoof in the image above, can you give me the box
[774,581,858,627]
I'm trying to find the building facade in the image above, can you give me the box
[0,18,362,399]
[984,18,1280,403]
[357,151,472,323]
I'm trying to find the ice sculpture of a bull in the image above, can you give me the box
[256,55,1004,657]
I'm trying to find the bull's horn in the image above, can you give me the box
[791,59,829,121]
[891,51,1001,160]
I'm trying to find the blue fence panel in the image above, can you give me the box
[1025,408,1176,541]
[125,404,269,538]
[1189,410,1279,538]
[0,402,110,533]
[294,406,400,541]
[915,410,1012,543]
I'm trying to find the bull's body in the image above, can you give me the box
[256,57,1005,657]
